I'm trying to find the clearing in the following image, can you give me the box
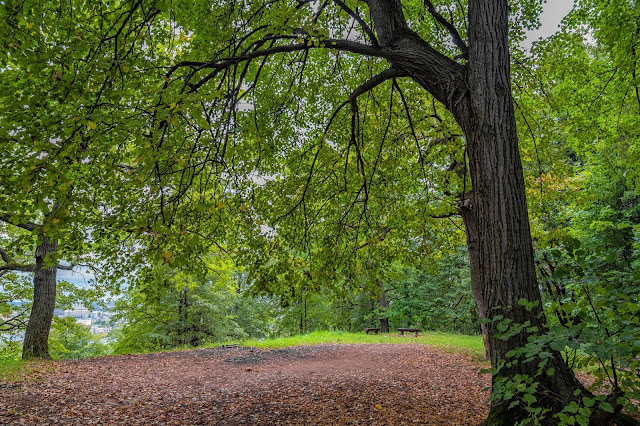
[0,343,490,425]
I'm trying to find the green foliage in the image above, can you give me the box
[48,317,110,359]
[385,248,477,334]
[275,291,351,336]
[112,264,280,354]
[0,266,100,359]
[0,273,31,341]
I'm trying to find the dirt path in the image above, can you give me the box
[0,343,491,425]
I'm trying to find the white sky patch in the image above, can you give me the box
[523,0,574,48]
[57,267,95,288]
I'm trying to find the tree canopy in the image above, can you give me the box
[1,0,640,424]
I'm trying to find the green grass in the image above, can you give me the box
[227,330,486,360]
[0,358,55,383]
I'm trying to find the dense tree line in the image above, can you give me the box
[1,0,639,424]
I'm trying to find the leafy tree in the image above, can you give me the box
[0,0,166,358]
[113,262,280,354]
[48,316,111,360]
[3,0,639,423]
[151,1,612,422]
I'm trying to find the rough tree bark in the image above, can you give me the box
[365,0,632,424]
[22,236,59,360]
[456,1,591,421]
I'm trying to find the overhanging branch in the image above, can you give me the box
[349,67,408,111]
[0,213,38,232]
[424,0,468,58]
[332,0,379,47]
[168,38,389,92]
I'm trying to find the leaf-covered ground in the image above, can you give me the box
[0,343,491,425]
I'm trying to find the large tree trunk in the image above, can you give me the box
[457,2,628,424]
[456,1,588,422]
[366,0,632,423]
[22,237,58,360]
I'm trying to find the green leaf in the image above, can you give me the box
[599,402,614,413]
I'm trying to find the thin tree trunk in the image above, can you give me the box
[378,280,389,333]
[22,237,58,360]
[461,208,490,360]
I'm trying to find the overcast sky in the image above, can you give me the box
[58,268,94,287]
[524,0,574,47]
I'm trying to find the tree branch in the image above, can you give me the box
[0,263,36,273]
[0,309,29,332]
[0,213,38,232]
[0,247,36,272]
[424,0,468,58]
[56,264,75,271]
[0,247,75,272]
[349,67,408,111]
[332,0,379,47]
[364,0,468,114]
[0,247,11,264]
[356,227,392,250]
[168,38,388,92]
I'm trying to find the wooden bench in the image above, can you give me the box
[363,328,381,334]
[397,328,421,337]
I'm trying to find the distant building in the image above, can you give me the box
[53,305,117,334]
[90,325,112,335]
[63,306,91,319]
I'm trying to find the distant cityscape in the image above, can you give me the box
[54,306,118,335]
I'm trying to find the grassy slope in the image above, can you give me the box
[0,358,56,383]
[235,330,485,359]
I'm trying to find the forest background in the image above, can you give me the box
[1,0,639,424]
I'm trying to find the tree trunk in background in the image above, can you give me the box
[378,281,389,333]
[460,207,490,360]
[22,237,58,360]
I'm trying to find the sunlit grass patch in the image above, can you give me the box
[0,358,55,383]
[228,330,485,359]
